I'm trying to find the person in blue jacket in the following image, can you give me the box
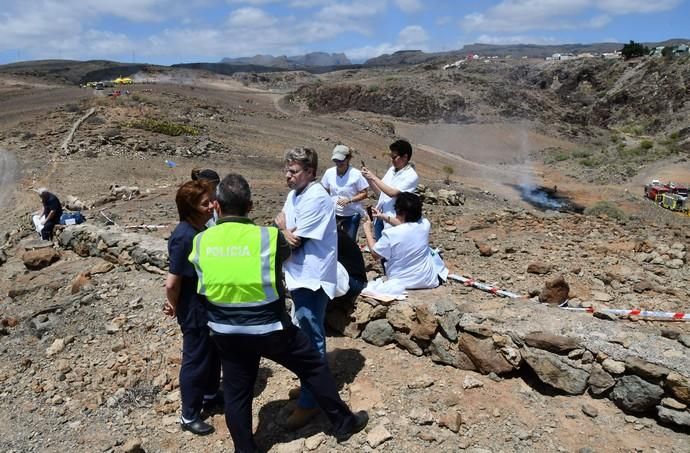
[163,179,222,435]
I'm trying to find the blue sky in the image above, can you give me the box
[0,0,688,65]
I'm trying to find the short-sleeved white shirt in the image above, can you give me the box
[282,182,338,298]
[372,218,439,290]
[376,165,418,228]
[321,166,369,217]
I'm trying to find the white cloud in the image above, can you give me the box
[435,15,453,26]
[345,23,429,60]
[596,0,681,14]
[475,34,559,45]
[289,0,330,7]
[227,7,277,28]
[587,14,611,28]
[461,0,682,33]
[225,0,279,5]
[398,25,429,48]
[316,0,387,21]
[394,0,423,13]
[462,0,591,33]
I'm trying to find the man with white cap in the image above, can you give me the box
[321,144,368,240]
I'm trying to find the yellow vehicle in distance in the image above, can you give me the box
[113,76,134,85]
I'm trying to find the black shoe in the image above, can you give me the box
[180,418,215,436]
[333,411,368,443]
[201,393,225,417]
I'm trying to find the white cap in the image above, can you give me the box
[331,145,350,161]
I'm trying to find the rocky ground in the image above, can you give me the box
[0,60,689,452]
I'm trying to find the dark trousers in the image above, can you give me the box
[336,213,361,241]
[180,327,221,421]
[40,222,56,241]
[373,218,384,241]
[212,326,356,453]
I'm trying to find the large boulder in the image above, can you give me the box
[22,247,60,270]
[522,348,589,395]
[428,334,457,366]
[361,319,394,346]
[386,301,438,341]
[457,333,514,375]
[523,331,581,353]
[610,375,664,413]
[665,372,690,405]
[588,363,616,396]
[624,357,671,383]
[538,275,570,305]
[656,406,690,428]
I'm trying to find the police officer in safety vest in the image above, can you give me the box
[189,173,367,453]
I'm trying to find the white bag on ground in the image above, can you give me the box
[32,214,45,235]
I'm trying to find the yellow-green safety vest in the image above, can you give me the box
[189,222,279,306]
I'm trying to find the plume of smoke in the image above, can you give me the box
[515,128,564,210]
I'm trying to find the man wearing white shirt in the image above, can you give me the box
[275,147,338,430]
[321,144,369,240]
[362,139,418,240]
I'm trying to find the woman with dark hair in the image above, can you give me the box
[362,192,441,290]
[191,168,220,184]
[163,180,222,436]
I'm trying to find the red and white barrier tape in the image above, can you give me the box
[448,273,689,321]
[447,274,528,299]
[560,305,690,321]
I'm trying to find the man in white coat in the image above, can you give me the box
[275,147,338,430]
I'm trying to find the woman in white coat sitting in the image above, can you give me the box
[362,192,441,290]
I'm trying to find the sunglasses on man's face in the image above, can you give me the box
[332,159,345,164]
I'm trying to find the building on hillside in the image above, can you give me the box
[443,59,465,70]
[650,44,689,58]
[650,46,666,57]
[674,44,689,56]
[547,53,576,61]
[602,51,621,59]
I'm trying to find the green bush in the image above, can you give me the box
[618,146,645,159]
[126,119,200,136]
[631,125,645,136]
[554,153,569,161]
[572,150,592,158]
[131,94,148,103]
[621,40,648,59]
[584,200,628,221]
[579,157,600,167]
[639,140,653,150]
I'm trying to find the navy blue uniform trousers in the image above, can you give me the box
[180,327,221,421]
[212,325,357,453]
